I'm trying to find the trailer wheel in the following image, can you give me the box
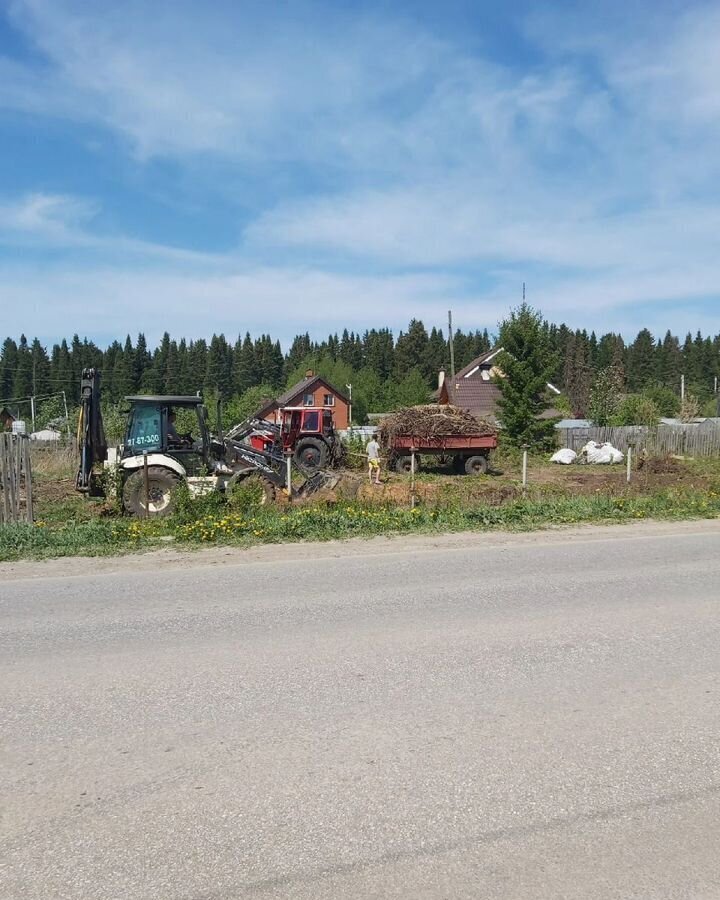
[294,437,328,473]
[394,454,421,474]
[464,454,488,475]
[122,466,180,518]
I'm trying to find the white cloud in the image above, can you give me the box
[0,192,97,238]
[0,262,485,345]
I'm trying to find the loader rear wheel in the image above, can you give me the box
[227,473,276,509]
[295,437,327,473]
[122,466,180,518]
[464,454,489,475]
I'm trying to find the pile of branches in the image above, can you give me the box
[379,405,495,444]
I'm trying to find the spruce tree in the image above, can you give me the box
[494,304,558,449]
[394,320,428,377]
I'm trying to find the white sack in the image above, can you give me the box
[580,441,624,464]
[551,448,577,464]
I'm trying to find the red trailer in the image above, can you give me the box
[387,432,498,475]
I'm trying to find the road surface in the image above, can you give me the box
[2,521,720,899]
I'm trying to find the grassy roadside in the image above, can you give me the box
[2,485,719,562]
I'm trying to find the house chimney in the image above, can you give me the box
[438,368,445,390]
[305,369,314,378]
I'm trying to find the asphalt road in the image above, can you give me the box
[2,522,720,899]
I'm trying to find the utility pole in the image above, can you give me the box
[523,282,526,302]
[448,309,455,379]
[681,374,686,402]
[345,383,352,428]
[62,390,71,440]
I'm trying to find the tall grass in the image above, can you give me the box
[3,486,719,561]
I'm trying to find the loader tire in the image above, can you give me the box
[227,472,276,509]
[295,437,328,473]
[122,466,181,518]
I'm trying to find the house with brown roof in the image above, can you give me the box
[256,371,351,429]
[437,348,505,422]
[438,347,561,423]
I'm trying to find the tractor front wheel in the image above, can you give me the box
[122,467,181,518]
[294,437,328,473]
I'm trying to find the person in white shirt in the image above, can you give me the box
[366,433,381,484]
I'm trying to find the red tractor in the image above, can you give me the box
[235,406,343,473]
[279,406,342,472]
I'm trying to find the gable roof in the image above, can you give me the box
[257,374,350,416]
[453,346,505,380]
[441,378,502,421]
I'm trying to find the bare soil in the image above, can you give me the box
[29,449,717,520]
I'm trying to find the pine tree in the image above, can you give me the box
[363,329,394,380]
[52,339,75,400]
[394,320,428,377]
[0,338,18,399]
[187,339,208,394]
[111,336,135,399]
[206,334,233,396]
[427,327,447,382]
[134,333,150,389]
[494,305,558,449]
[657,330,682,389]
[563,331,592,417]
[627,329,656,391]
[13,335,33,399]
[235,332,257,393]
[285,333,312,375]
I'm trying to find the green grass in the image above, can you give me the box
[2,485,720,562]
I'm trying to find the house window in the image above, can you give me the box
[323,394,335,406]
[303,393,314,406]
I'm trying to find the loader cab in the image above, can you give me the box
[123,396,211,473]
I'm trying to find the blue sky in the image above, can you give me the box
[0,0,718,348]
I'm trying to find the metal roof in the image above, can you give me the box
[124,395,203,404]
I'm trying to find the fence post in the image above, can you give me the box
[143,451,150,518]
[23,436,33,523]
[410,447,416,509]
[0,435,10,523]
[521,446,528,492]
[626,445,633,484]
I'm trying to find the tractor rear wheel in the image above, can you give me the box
[464,454,489,475]
[294,437,328,473]
[122,466,181,518]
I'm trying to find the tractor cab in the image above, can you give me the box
[123,396,212,474]
[279,406,334,452]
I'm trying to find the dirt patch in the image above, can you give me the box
[638,456,682,475]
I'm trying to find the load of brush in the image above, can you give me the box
[379,405,495,444]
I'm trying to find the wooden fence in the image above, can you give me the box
[559,423,720,458]
[0,433,34,524]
